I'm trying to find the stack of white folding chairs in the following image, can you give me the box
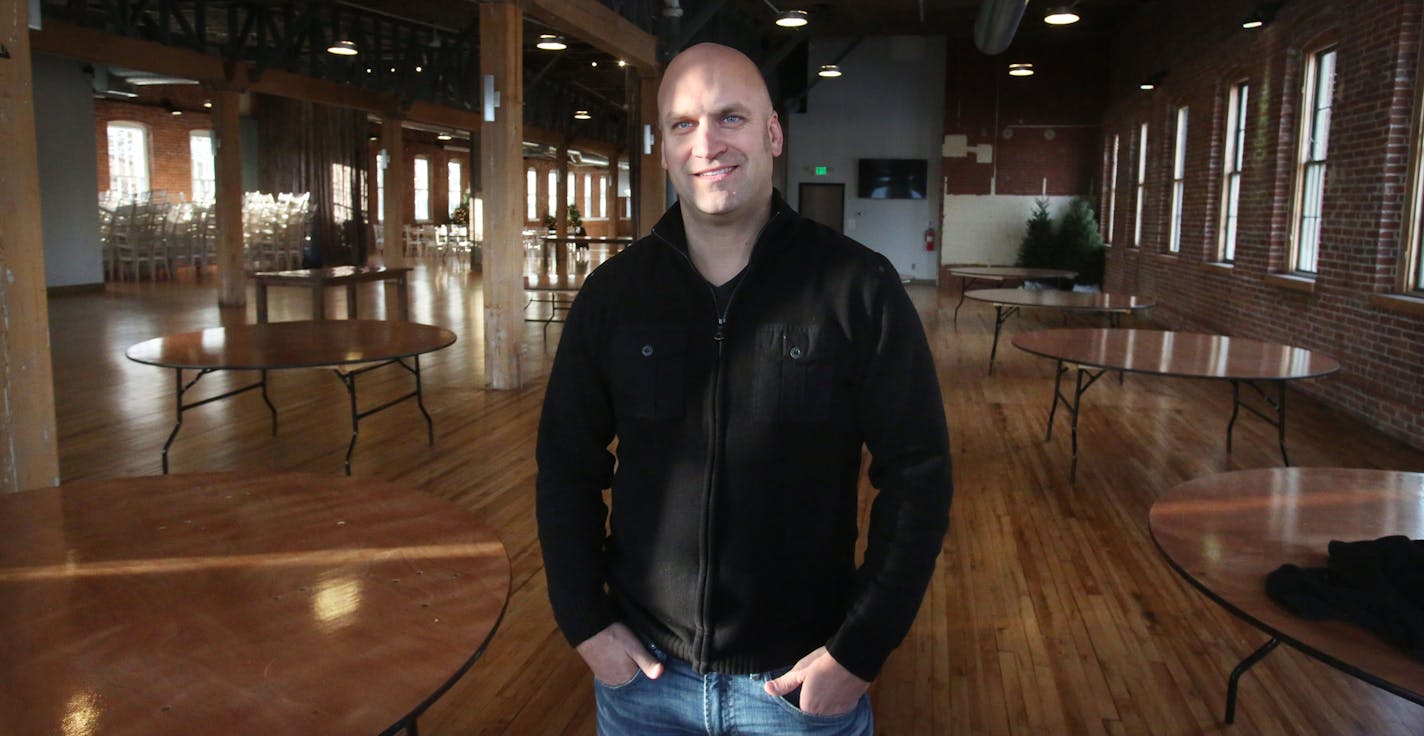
[242,192,311,272]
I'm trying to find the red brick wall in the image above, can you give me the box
[1100,0,1424,449]
[943,35,1107,196]
[94,96,214,201]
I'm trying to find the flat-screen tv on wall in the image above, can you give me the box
[857,158,928,200]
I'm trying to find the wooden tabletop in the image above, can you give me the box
[1150,467,1424,703]
[125,320,456,370]
[965,288,1155,312]
[0,472,510,735]
[1011,328,1341,380]
[541,235,634,243]
[524,272,587,292]
[948,266,1077,280]
[251,265,412,285]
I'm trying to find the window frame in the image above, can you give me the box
[1218,80,1249,263]
[1288,45,1337,275]
[1133,121,1148,247]
[1168,106,1189,254]
[526,168,537,221]
[547,169,558,220]
[106,121,151,203]
[413,155,432,222]
[376,160,384,221]
[448,159,463,218]
[1107,134,1119,244]
[1399,36,1424,295]
[188,130,216,204]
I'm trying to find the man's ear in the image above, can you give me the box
[767,112,784,157]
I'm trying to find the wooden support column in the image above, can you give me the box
[554,140,570,274]
[481,1,524,390]
[0,4,60,491]
[381,118,407,269]
[637,73,665,235]
[213,88,246,307]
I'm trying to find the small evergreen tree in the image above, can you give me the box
[1057,197,1107,286]
[1016,198,1056,270]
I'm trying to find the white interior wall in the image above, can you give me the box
[786,36,946,282]
[34,54,105,288]
[941,195,1076,265]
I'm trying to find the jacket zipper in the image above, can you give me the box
[653,210,782,669]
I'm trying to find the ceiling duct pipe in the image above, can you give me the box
[973,0,1029,55]
[661,0,684,48]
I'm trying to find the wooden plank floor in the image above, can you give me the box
[47,258,1424,735]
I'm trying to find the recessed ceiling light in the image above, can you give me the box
[327,40,359,56]
[537,34,567,51]
[574,110,592,120]
[817,64,841,78]
[617,59,627,68]
[776,9,809,28]
[1044,5,1080,25]
[415,65,423,72]
[202,100,212,109]
[437,132,452,141]
[1008,62,1035,77]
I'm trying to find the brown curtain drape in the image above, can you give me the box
[254,95,368,265]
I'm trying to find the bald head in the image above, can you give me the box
[656,42,783,233]
[658,43,774,122]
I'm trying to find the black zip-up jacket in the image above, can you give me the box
[536,194,953,682]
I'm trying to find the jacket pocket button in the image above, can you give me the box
[788,346,803,360]
[641,344,655,357]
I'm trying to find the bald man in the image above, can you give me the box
[536,43,952,735]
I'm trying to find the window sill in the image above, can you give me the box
[1263,272,1316,294]
[1368,292,1424,318]
[1153,252,1180,263]
[1202,261,1235,274]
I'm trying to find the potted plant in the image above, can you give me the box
[451,191,470,227]
[1057,197,1106,289]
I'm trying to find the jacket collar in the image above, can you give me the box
[649,190,796,264]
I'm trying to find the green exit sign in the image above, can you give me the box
[814,166,829,176]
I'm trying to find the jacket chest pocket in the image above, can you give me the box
[611,325,689,420]
[753,324,840,423]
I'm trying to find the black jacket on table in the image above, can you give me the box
[536,193,953,682]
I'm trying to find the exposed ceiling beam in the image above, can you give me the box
[519,0,659,73]
[32,17,615,156]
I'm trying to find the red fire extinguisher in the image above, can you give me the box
[924,226,936,252]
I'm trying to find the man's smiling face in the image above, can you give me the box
[658,45,783,225]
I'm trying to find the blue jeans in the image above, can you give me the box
[594,641,874,736]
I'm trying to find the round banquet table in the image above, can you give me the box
[1150,467,1424,724]
[125,320,457,474]
[964,288,1155,373]
[0,472,510,735]
[1012,328,1340,481]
